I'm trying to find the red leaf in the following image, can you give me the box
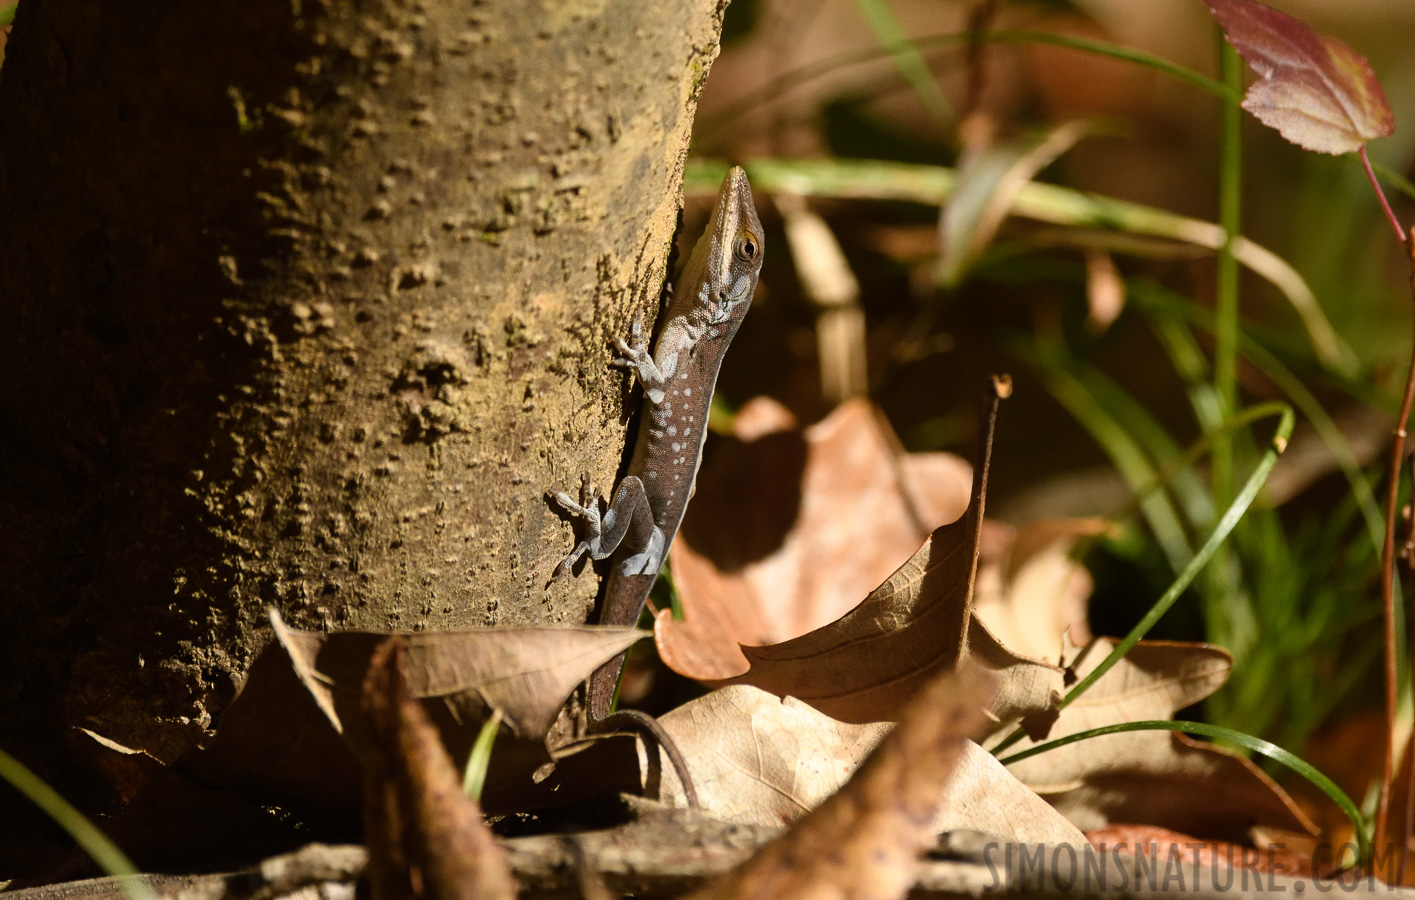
[1208,0,1394,155]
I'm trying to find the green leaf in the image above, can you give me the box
[462,709,502,801]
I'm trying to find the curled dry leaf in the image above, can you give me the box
[1001,638,1314,842]
[656,397,972,680]
[682,667,1079,900]
[710,395,1064,727]
[647,685,893,825]
[553,688,1081,843]
[185,611,642,818]
[267,611,641,742]
[1208,0,1394,155]
[359,637,516,900]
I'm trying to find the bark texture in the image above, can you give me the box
[0,0,728,764]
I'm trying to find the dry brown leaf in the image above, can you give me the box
[937,741,1086,846]
[972,519,1104,663]
[648,684,893,825]
[551,683,1082,844]
[714,455,1064,726]
[358,637,516,900]
[656,397,972,680]
[654,702,1085,840]
[683,667,1081,900]
[1002,638,1315,841]
[185,612,643,818]
[180,633,367,822]
[269,610,641,742]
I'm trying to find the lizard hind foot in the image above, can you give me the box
[552,540,591,582]
[550,472,603,581]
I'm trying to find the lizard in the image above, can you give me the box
[551,165,765,723]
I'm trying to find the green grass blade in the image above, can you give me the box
[1214,36,1243,511]
[1373,161,1415,202]
[975,30,1235,99]
[0,3,14,27]
[662,562,684,622]
[940,121,1097,287]
[1123,402,1289,521]
[850,0,951,128]
[1073,363,1216,531]
[1152,317,1225,434]
[1013,338,1194,572]
[462,709,503,802]
[996,719,1367,866]
[0,748,156,900]
[697,29,1236,142]
[1059,405,1291,710]
[991,405,1293,755]
[684,158,1349,371]
[1238,335,1384,546]
[1130,280,1384,549]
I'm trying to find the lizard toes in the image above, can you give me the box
[551,491,584,514]
[552,544,588,581]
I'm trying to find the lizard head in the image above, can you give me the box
[714,166,765,304]
[689,166,765,329]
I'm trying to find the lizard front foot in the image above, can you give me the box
[550,473,603,581]
[610,312,667,404]
[610,311,651,370]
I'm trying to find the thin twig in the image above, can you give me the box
[1402,229,1415,878]
[1404,446,1415,885]
[1362,146,1407,244]
[1379,226,1415,868]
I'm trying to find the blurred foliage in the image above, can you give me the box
[688,0,1415,763]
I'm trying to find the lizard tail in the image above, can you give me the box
[586,651,626,721]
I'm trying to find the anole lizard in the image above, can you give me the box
[552,166,764,721]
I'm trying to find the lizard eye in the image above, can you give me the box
[734,230,760,262]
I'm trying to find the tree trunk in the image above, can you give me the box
[0,0,728,770]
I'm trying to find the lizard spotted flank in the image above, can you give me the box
[552,167,765,721]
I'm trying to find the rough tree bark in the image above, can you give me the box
[0,0,729,777]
